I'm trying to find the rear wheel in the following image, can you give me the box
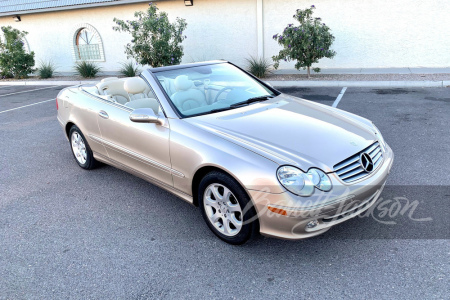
[198,171,258,245]
[69,125,98,170]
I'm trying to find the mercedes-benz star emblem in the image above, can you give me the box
[360,152,374,172]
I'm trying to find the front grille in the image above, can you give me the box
[333,142,383,183]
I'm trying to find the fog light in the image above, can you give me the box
[306,220,319,229]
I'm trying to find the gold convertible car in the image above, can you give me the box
[57,61,394,244]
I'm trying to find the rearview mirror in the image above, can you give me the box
[129,108,164,125]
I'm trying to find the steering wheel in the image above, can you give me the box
[213,87,235,103]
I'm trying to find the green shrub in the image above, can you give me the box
[272,5,336,78]
[113,2,187,67]
[246,56,272,78]
[37,60,57,79]
[0,26,35,79]
[74,61,101,78]
[119,61,140,77]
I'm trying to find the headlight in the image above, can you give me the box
[277,166,314,197]
[372,123,386,149]
[307,168,332,191]
[277,166,332,196]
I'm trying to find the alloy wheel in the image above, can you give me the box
[203,183,243,236]
[71,131,87,165]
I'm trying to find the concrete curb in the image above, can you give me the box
[1,80,449,88]
[267,80,449,88]
[273,67,450,75]
[0,81,96,86]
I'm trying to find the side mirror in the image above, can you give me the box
[129,108,164,125]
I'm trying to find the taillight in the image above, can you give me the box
[56,98,59,110]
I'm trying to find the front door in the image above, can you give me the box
[97,103,172,187]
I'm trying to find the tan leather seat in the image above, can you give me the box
[124,77,160,114]
[100,77,119,83]
[160,77,178,97]
[124,77,156,100]
[96,80,129,104]
[171,75,207,112]
[125,98,160,114]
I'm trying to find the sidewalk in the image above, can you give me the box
[0,68,449,88]
[267,67,450,87]
[266,80,450,88]
[272,67,450,75]
[0,80,97,86]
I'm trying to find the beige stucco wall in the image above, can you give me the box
[264,0,450,69]
[0,0,449,73]
[0,0,258,73]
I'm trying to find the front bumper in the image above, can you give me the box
[249,143,394,240]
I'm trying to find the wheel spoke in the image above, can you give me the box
[211,212,221,223]
[211,186,223,201]
[228,203,241,212]
[222,187,231,202]
[222,218,231,235]
[205,196,219,209]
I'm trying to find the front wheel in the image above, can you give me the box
[198,171,258,245]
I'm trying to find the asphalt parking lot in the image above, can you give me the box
[0,84,449,299]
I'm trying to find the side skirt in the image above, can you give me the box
[93,152,194,205]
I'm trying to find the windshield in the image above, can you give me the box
[154,63,276,117]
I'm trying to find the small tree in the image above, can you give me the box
[0,26,35,79]
[272,5,336,78]
[113,2,187,68]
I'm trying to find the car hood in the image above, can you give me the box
[185,94,377,172]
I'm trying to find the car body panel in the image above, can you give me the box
[185,94,377,173]
[168,118,284,196]
[95,103,173,186]
[250,143,394,239]
[58,88,108,156]
[57,61,393,240]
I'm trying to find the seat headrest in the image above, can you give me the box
[124,77,147,94]
[174,75,194,91]
[100,77,119,83]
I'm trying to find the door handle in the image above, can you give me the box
[99,110,109,119]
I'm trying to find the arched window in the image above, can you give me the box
[22,36,30,53]
[71,24,105,61]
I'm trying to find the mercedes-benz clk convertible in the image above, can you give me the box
[57,61,394,244]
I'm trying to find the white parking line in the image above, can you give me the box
[0,98,55,114]
[332,87,347,108]
[0,86,59,98]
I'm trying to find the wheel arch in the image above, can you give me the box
[191,165,251,207]
[65,121,76,139]
[191,165,261,237]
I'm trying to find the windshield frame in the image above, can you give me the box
[147,61,281,119]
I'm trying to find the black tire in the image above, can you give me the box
[68,125,98,170]
[198,171,259,245]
